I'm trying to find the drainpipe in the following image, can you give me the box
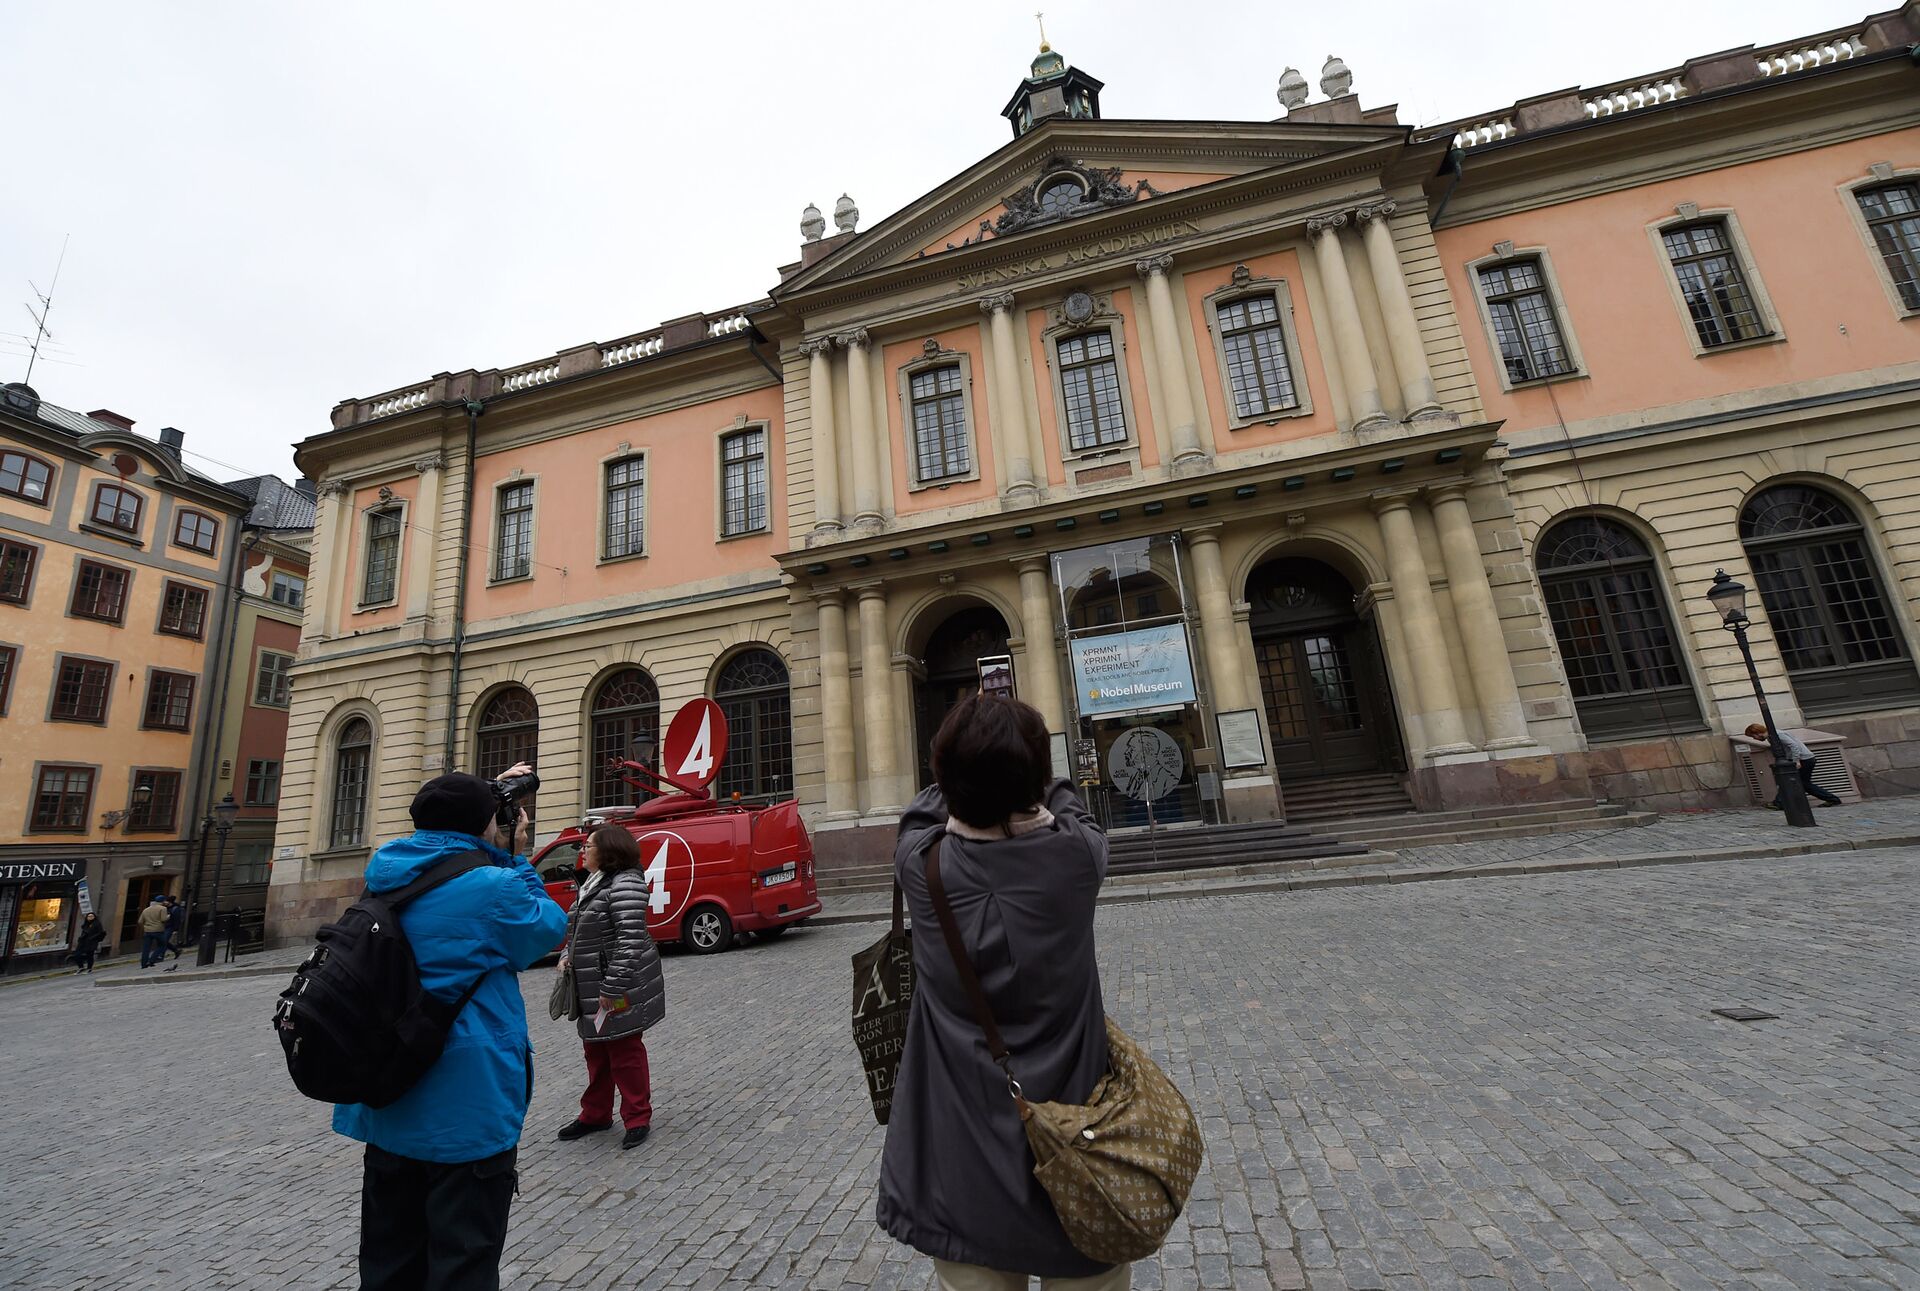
[1429,146,1466,226]
[443,399,484,773]
[183,527,261,943]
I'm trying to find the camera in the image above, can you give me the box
[492,771,540,831]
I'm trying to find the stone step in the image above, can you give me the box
[1326,811,1660,850]
[1312,800,1626,836]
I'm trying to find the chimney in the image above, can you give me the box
[87,409,136,431]
[158,427,185,459]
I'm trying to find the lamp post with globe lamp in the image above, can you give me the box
[1707,569,1815,828]
[196,794,240,965]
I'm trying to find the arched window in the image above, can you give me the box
[590,669,659,808]
[475,687,539,780]
[713,649,791,802]
[330,717,373,849]
[1536,516,1701,739]
[1739,485,1918,713]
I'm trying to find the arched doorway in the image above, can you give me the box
[913,605,1012,788]
[1247,557,1398,780]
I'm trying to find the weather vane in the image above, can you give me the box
[1035,11,1049,51]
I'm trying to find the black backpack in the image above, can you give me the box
[273,851,495,1109]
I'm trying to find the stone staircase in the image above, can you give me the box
[1279,772,1417,823]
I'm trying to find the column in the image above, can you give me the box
[1185,528,1253,714]
[1372,493,1474,754]
[815,592,858,816]
[313,480,352,641]
[1136,254,1208,466]
[979,294,1039,498]
[1306,213,1390,432]
[1356,201,1443,419]
[839,329,883,526]
[856,584,902,812]
[800,338,843,529]
[1428,485,1533,749]
[1015,558,1066,733]
[405,455,444,622]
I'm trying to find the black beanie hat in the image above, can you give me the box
[410,773,495,836]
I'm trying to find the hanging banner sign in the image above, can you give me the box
[1069,624,1199,718]
[74,879,95,917]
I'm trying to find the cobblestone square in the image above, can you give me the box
[3,850,1916,1290]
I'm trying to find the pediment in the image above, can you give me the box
[779,118,1409,296]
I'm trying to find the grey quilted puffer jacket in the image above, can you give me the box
[565,868,666,1042]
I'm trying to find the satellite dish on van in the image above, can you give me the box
[661,698,729,793]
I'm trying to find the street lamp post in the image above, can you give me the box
[197,794,240,965]
[1707,569,1815,828]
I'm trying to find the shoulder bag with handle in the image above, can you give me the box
[850,881,915,1124]
[925,838,1205,1265]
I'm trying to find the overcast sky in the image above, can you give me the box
[1,0,1863,481]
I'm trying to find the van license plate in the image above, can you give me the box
[759,862,797,887]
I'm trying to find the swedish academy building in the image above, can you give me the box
[268,7,1920,939]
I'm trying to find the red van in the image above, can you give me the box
[533,797,820,954]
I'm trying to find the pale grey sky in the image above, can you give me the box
[0,0,1863,481]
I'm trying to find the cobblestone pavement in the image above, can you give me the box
[2,850,1917,1290]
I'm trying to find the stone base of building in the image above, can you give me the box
[264,876,361,949]
[810,815,901,876]
[1408,750,1597,812]
[1814,708,1920,800]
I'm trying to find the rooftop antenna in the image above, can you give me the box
[22,234,69,386]
[1035,10,1049,51]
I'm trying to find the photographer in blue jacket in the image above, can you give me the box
[334,762,568,1291]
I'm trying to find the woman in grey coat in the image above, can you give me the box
[878,694,1125,1290]
[556,826,666,1149]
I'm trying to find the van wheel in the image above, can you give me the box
[683,905,733,955]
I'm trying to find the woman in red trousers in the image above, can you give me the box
[555,826,667,1149]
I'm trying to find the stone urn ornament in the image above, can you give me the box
[800,202,825,243]
[1320,54,1352,99]
[1276,66,1309,110]
[833,193,860,234]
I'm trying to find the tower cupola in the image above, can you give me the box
[1000,26,1103,139]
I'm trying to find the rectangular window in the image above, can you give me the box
[604,457,646,559]
[246,758,282,806]
[0,643,14,712]
[127,769,181,832]
[144,670,196,731]
[1859,182,1920,312]
[89,483,144,534]
[909,366,971,482]
[1056,330,1128,451]
[1216,294,1301,417]
[31,765,94,832]
[0,538,36,604]
[70,560,130,623]
[232,842,272,886]
[254,650,293,707]
[51,658,112,723]
[0,452,53,504]
[1662,220,1768,348]
[494,482,534,581]
[720,429,769,537]
[361,507,402,604]
[172,509,219,553]
[158,581,208,638]
[270,571,306,607]
[1476,260,1575,383]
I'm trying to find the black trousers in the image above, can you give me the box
[360,1144,518,1291]
[1775,757,1843,807]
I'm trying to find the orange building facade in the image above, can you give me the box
[271,6,1920,941]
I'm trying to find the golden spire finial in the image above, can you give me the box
[1035,11,1050,52]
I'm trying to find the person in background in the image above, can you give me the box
[556,825,666,1150]
[1747,723,1844,809]
[164,895,187,960]
[137,896,171,969]
[72,913,106,974]
[878,693,1126,1291]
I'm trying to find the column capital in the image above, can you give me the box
[1304,211,1350,236]
[1354,199,1399,224]
[412,455,447,474]
[1135,253,1175,279]
[850,580,888,602]
[811,587,846,608]
[1368,486,1421,516]
[1011,555,1051,576]
[1424,481,1472,507]
[315,478,350,499]
[835,327,872,351]
[1182,522,1226,546]
[977,292,1018,315]
[797,336,835,359]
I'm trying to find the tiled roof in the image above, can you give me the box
[228,474,316,531]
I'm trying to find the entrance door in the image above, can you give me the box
[119,874,174,944]
[913,606,1012,788]
[1248,557,1397,781]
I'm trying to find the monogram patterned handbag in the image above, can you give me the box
[926,841,1205,1264]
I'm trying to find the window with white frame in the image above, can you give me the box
[1476,259,1576,383]
[1661,220,1768,348]
[1857,182,1920,312]
[254,650,293,707]
[494,481,533,581]
[245,758,281,806]
[1055,330,1128,452]
[720,427,768,537]
[270,571,305,608]
[908,365,971,483]
[604,457,645,559]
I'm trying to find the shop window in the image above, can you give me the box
[88,482,144,535]
[1215,293,1301,417]
[158,581,208,639]
[1857,182,1920,312]
[720,428,769,537]
[0,538,35,604]
[590,669,660,807]
[713,649,791,802]
[51,658,113,723]
[246,758,282,806]
[127,769,182,832]
[360,507,402,605]
[11,884,73,954]
[493,481,534,582]
[70,559,130,623]
[1055,330,1128,452]
[1535,516,1702,739]
[1475,258,1576,384]
[1660,219,1769,349]
[30,764,94,832]
[254,649,293,707]
[270,571,306,607]
[143,670,196,731]
[330,717,373,848]
[0,450,52,504]
[172,508,219,554]
[908,365,971,483]
[603,457,646,559]
[1739,484,1920,714]
[232,842,272,886]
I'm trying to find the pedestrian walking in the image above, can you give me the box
[331,762,567,1291]
[164,895,187,959]
[878,693,1128,1291]
[72,913,106,973]
[555,825,666,1150]
[1748,723,1844,809]
[137,896,171,968]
